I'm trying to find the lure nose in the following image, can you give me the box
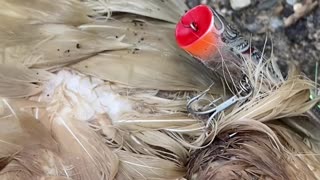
[175,5,219,61]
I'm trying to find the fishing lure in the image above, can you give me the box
[176,5,262,62]
[176,5,265,90]
[175,5,257,128]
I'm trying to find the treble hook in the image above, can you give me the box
[187,76,252,129]
[187,83,215,114]
[205,87,252,129]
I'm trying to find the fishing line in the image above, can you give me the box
[180,8,247,95]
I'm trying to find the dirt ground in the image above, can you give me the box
[186,0,320,81]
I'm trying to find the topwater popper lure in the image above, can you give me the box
[175,5,258,128]
[176,5,264,78]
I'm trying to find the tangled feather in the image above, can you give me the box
[0,0,319,180]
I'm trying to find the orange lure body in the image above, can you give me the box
[176,5,220,61]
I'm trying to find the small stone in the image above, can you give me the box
[257,0,278,10]
[246,23,264,33]
[220,8,227,15]
[269,17,284,31]
[186,0,201,8]
[286,0,297,6]
[200,0,207,4]
[230,0,251,10]
[293,3,303,12]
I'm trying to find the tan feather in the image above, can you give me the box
[74,19,222,92]
[0,64,53,82]
[83,0,188,23]
[0,1,319,180]
[46,113,119,179]
[72,51,222,92]
[37,68,198,179]
[0,64,54,98]
[79,18,177,49]
[0,99,67,179]
[0,0,92,25]
[133,130,188,162]
[223,67,317,123]
[0,79,43,98]
[0,146,68,180]
[43,85,118,179]
[116,115,199,130]
[116,150,186,180]
[0,99,122,180]
[0,23,131,68]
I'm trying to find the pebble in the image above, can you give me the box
[186,0,201,8]
[200,0,208,4]
[286,0,297,6]
[220,8,228,15]
[257,0,278,10]
[246,22,263,33]
[269,17,284,31]
[293,3,303,12]
[230,0,251,10]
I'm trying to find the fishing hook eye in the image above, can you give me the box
[190,22,199,32]
[180,18,199,32]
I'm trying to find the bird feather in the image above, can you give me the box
[0,0,92,25]
[74,19,222,92]
[0,23,131,68]
[116,150,185,180]
[83,0,188,23]
[0,64,54,98]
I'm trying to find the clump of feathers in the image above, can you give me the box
[0,0,319,180]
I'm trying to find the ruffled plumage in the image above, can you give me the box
[0,0,319,180]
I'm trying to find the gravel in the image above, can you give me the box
[230,0,251,10]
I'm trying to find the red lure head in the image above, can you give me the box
[175,5,219,61]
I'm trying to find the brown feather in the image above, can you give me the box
[187,122,318,180]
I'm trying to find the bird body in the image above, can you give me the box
[0,1,319,180]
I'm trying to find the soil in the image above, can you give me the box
[185,0,320,81]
